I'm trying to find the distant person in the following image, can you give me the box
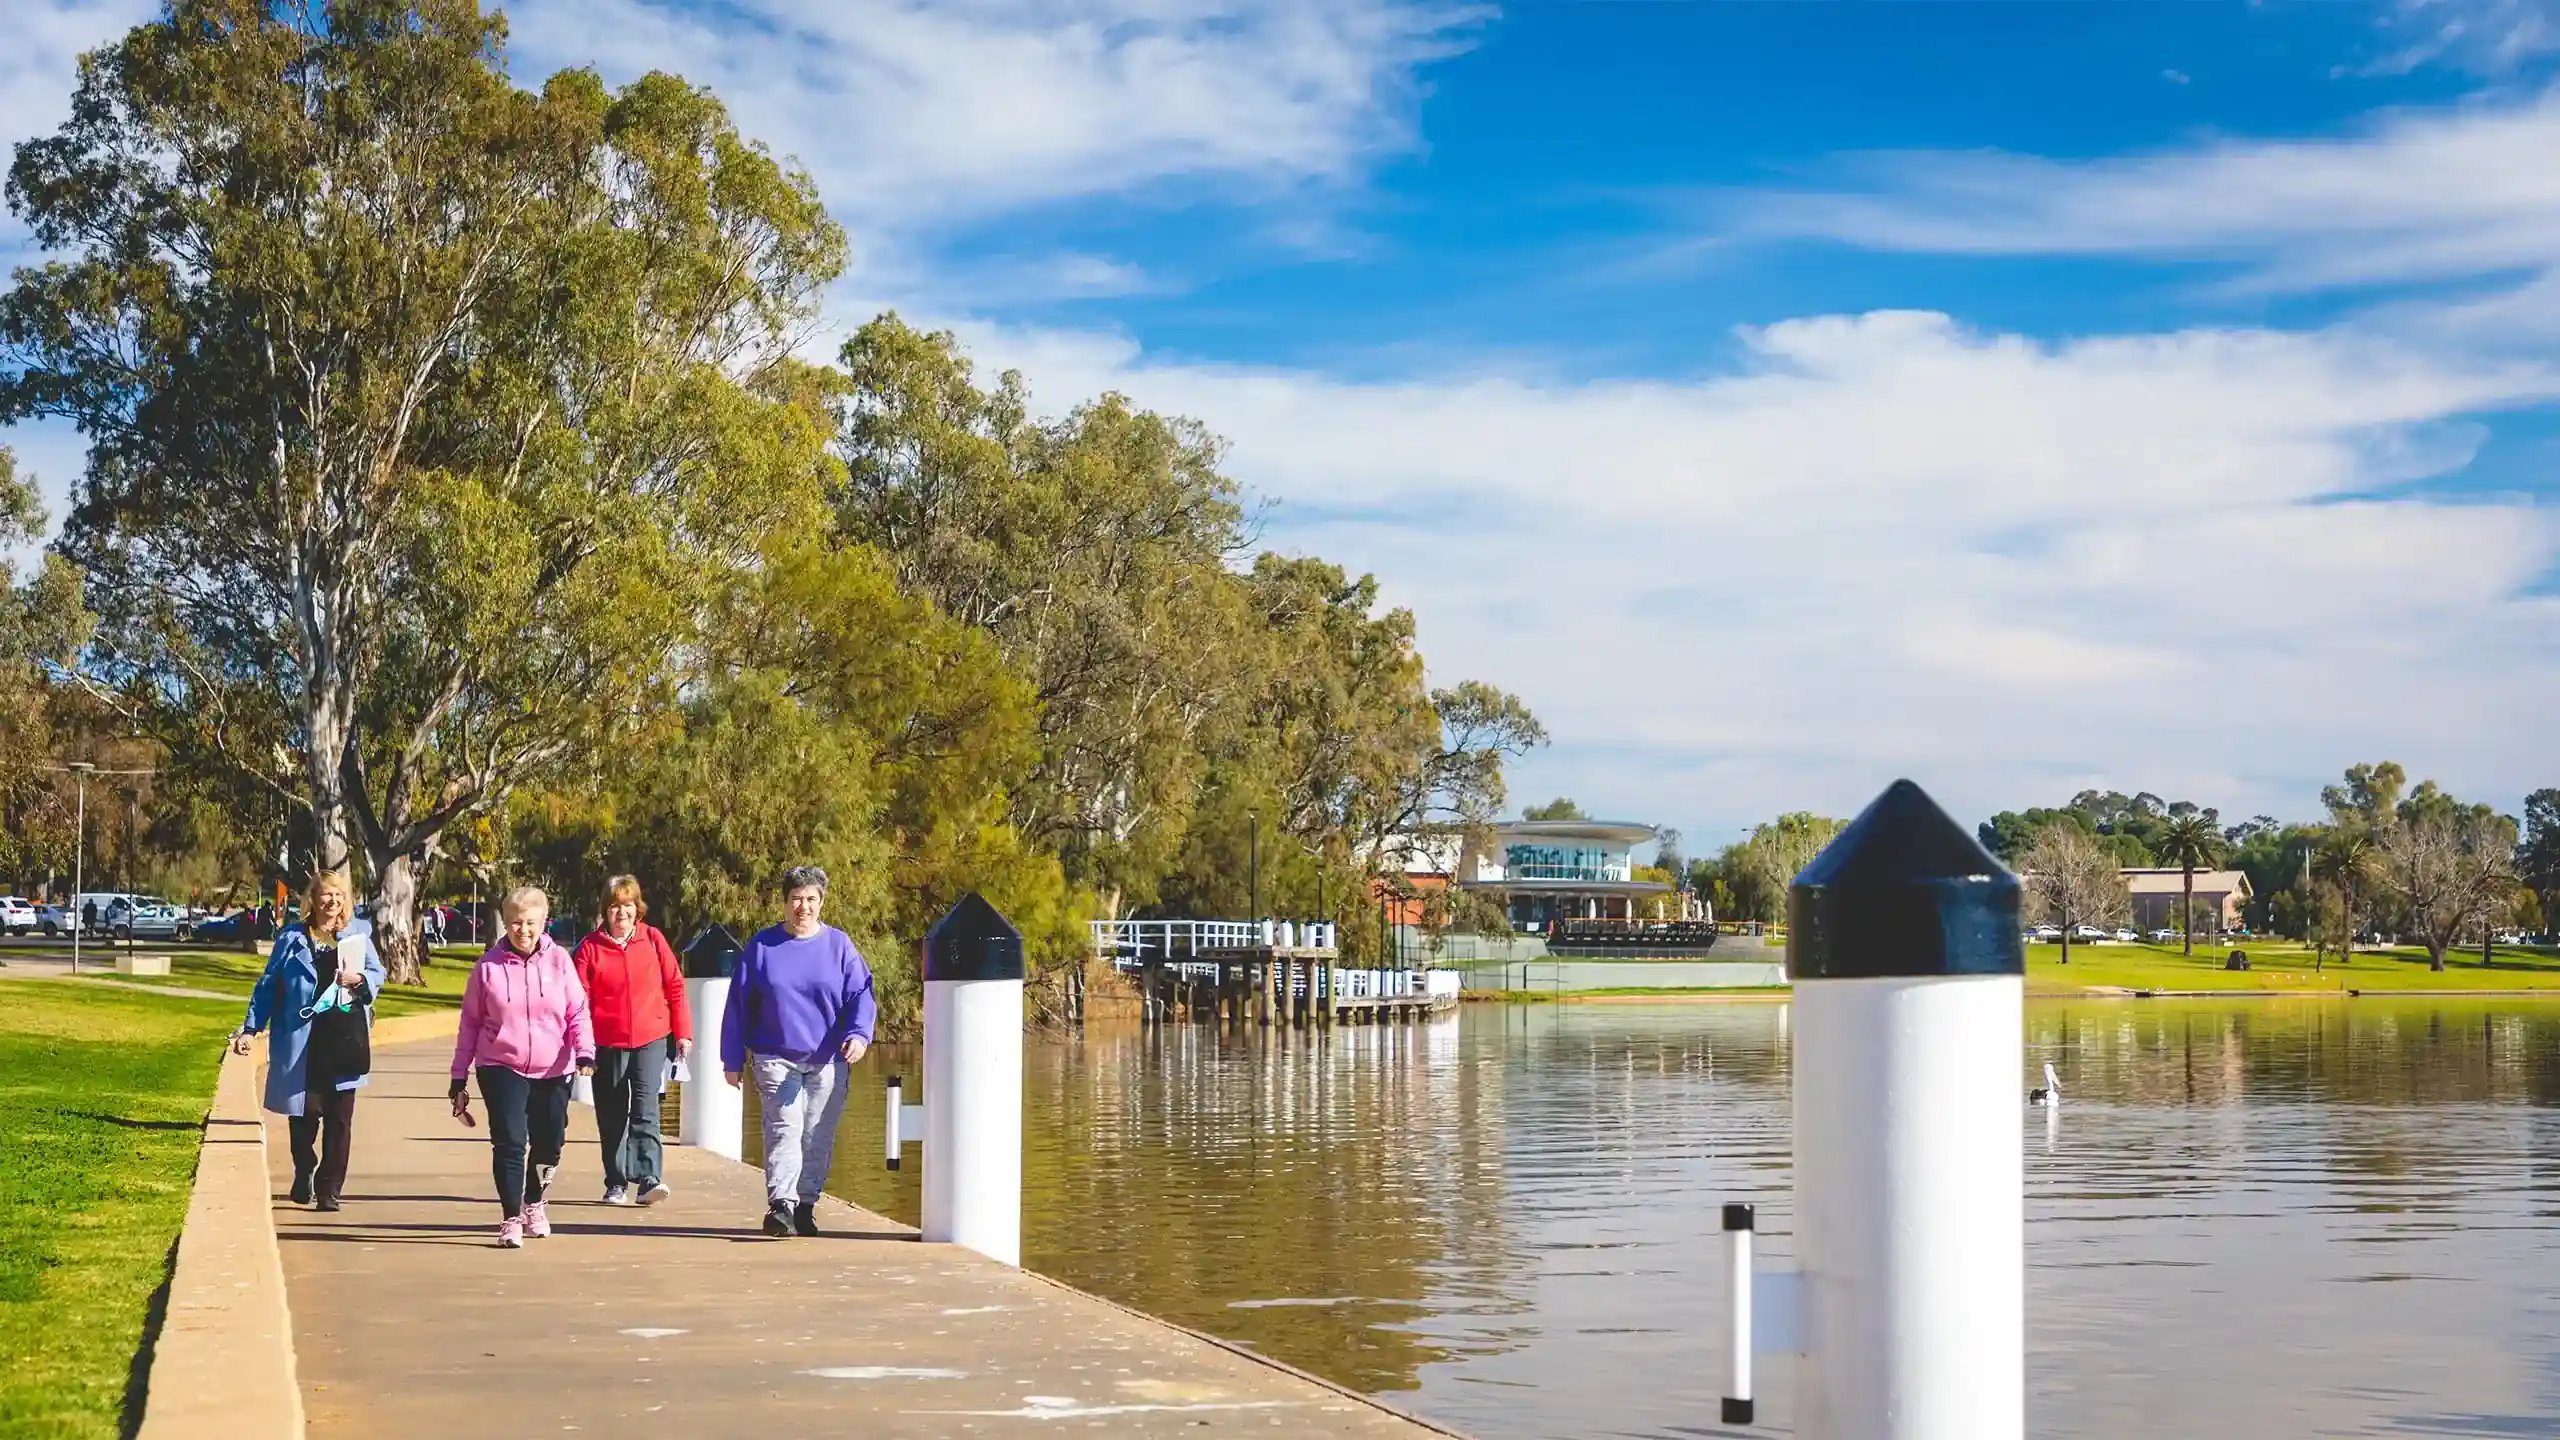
[422,906,444,948]
[573,875,691,1208]
[81,898,97,932]
[234,872,386,1211]
[722,865,875,1239]
[450,886,593,1249]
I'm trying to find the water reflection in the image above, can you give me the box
[807,998,2560,1438]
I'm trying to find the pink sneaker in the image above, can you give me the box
[497,1216,524,1249]
[523,1200,551,1239]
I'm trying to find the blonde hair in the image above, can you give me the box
[500,885,551,921]
[601,874,647,923]
[305,871,353,939]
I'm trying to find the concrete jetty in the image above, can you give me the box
[265,1041,1453,1438]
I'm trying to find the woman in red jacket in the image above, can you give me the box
[572,874,692,1206]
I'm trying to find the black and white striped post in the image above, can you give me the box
[918,893,1024,1266]
[1777,779,2024,1440]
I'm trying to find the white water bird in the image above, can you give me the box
[2029,1062,2061,1108]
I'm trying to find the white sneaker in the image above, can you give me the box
[602,1185,632,1206]
[637,1178,671,1207]
[497,1217,524,1248]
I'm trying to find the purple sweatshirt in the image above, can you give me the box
[720,923,876,1069]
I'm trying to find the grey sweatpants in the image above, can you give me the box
[749,1056,850,1206]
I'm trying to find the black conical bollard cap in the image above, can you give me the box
[681,923,743,979]
[1788,779,2023,980]
[924,892,1025,983]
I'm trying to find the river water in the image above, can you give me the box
[807,999,2560,1439]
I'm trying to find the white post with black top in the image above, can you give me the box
[1781,778,2024,1440]
[921,892,1024,1266]
[677,924,744,1162]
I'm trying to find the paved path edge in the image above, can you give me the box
[1011,1261,1473,1436]
[138,1046,304,1440]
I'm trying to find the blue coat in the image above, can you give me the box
[244,921,387,1117]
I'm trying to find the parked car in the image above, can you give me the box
[2030,925,2061,942]
[2071,924,2107,942]
[2110,927,2138,943]
[125,898,192,942]
[36,903,69,936]
[0,896,34,935]
[2149,927,2178,943]
[194,911,242,941]
[2492,932,2524,946]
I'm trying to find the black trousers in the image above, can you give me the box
[287,1088,358,1200]
[593,1036,669,1190]
[476,1066,571,1218]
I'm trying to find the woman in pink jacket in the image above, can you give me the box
[450,885,595,1248]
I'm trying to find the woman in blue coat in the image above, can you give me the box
[233,872,386,1210]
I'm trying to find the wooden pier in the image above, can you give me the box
[1096,921,1460,1028]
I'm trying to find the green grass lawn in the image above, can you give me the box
[0,980,238,1439]
[2026,940,2560,993]
[91,945,475,1016]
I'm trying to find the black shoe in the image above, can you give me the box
[793,1200,819,1237]
[762,1200,795,1238]
[289,1169,314,1206]
[314,1192,341,1212]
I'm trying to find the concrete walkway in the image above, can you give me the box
[272,1041,1456,1438]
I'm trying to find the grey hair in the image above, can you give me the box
[781,865,830,897]
[500,884,551,920]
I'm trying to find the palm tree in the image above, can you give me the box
[2151,813,2228,956]
[2312,828,2379,968]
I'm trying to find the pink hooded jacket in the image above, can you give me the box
[451,936,595,1081]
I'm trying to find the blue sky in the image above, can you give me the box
[9,0,2560,848]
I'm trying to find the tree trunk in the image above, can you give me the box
[2428,943,2446,973]
[2182,866,2195,956]
[2059,927,2070,965]
[368,849,424,986]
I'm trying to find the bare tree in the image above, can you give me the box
[2379,789,2520,971]
[2016,822,2129,965]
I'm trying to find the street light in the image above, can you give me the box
[47,760,155,975]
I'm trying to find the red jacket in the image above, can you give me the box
[571,924,691,1050]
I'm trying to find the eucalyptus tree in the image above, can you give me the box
[2379,782,2520,972]
[2016,820,2129,965]
[833,314,1250,915]
[2,0,844,978]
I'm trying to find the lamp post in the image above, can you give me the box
[67,762,92,975]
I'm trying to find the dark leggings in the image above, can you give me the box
[476,1066,570,1218]
[287,1088,358,1200]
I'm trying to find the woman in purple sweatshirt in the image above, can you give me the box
[721,864,876,1237]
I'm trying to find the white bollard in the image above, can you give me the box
[1783,779,2023,1440]
[921,893,1024,1266]
[1723,1203,1755,1425]
[677,924,746,1162]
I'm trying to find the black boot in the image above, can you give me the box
[793,1200,819,1238]
[289,1168,315,1206]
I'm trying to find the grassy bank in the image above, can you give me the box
[92,945,475,1016]
[0,981,237,1439]
[2025,941,2560,994]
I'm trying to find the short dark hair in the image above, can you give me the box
[782,865,829,896]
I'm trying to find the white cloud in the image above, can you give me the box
[501,0,1480,231]
[951,310,2560,827]
[1717,88,2560,313]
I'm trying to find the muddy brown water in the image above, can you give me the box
[710,998,2560,1438]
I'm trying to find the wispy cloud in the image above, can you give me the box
[1710,86,2560,327]
[958,310,2560,823]
[2348,0,2560,77]
[504,0,1485,231]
